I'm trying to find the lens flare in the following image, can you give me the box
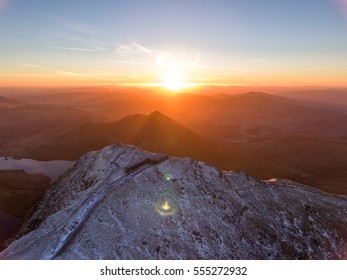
[164,173,173,181]
[155,199,177,216]
[333,0,347,21]
[0,0,8,10]
[162,200,171,210]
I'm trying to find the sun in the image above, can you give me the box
[162,70,185,91]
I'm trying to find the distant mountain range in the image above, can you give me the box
[1,88,346,194]
[22,111,298,181]
[279,88,347,109]
[62,91,347,141]
[0,96,23,108]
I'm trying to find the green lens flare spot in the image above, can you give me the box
[164,173,173,181]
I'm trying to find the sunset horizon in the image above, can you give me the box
[1,0,347,88]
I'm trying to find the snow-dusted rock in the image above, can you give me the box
[1,144,346,259]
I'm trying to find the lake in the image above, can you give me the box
[0,157,76,246]
[0,157,75,182]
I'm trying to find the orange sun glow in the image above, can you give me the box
[162,70,186,91]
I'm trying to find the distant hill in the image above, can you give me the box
[71,91,347,141]
[0,104,92,139]
[244,134,347,194]
[22,111,302,181]
[279,89,347,110]
[0,96,23,108]
[10,88,346,141]
[2,88,346,195]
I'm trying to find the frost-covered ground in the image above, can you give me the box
[1,144,346,259]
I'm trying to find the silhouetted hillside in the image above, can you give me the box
[2,88,347,195]
[23,111,301,181]
[244,134,347,194]
[69,91,347,141]
[0,170,50,218]
[280,89,347,110]
[0,96,23,108]
[0,104,92,139]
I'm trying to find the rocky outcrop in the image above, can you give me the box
[1,144,346,259]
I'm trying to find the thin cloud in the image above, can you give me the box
[47,34,107,52]
[0,61,41,68]
[113,42,250,72]
[49,47,99,52]
[115,43,173,65]
[116,43,249,71]
[21,63,41,68]
[247,77,260,83]
[0,73,56,76]
[56,70,110,82]
[271,65,338,75]
[190,52,201,66]
[95,59,249,72]
[56,70,137,82]
[39,17,109,53]
[191,65,249,71]
[116,43,152,55]
[59,19,107,37]
[87,73,133,76]
[154,51,172,65]
[56,70,90,78]
[65,35,107,51]
[95,60,157,66]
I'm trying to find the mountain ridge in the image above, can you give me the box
[22,111,303,181]
[1,144,346,260]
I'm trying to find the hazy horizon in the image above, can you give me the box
[1,0,347,88]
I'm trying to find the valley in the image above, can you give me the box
[1,87,346,195]
[1,85,347,248]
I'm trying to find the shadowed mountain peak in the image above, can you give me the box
[149,110,166,118]
[22,111,300,181]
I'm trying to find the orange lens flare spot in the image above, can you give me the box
[155,199,177,216]
[162,200,171,210]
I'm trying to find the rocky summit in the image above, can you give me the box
[1,144,346,260]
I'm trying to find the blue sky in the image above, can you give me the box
[0,0,346,86]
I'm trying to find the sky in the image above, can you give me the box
[0,0,347,87]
